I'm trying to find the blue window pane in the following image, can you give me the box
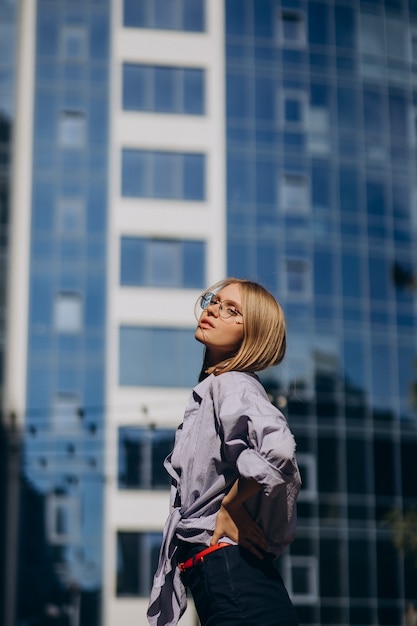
[121,150,148,196]
[371,342,394,402]
[148,240,181,286]
[122,150,205,200]
[37,10,59,56]
[256,160,276,204]
[90,14,109,59]
[308,2,329,46]
[119,327,201,387]
[337,87,357,129]
[154,66,177,112]
[123,0,147,27]
[183,153,205,200]
[154,152,178,198]
[121,238,146,285]
[392,185,410,221]
[253,0,274,38]
[341,254,362,299]
[314,251,334,296]
[226,0,248,35]
[35,90,57,143]
[151,328,176,383]
[183,0,205,31]
[366,181,386,217]
[363,90,384,134]
[30,275,52,325]
[226,73,249,119]
[255,77,274,121]
[121,237,205,288]
[119,327,149,385]
[123,65,204,114]
[154,0,178,29]
[183,69,204,114]
[335,6,355,49]
[369,257,389,301]
[118,426,175,489]
[285,98,303,122]
[85,278,105,328]
[227,157,251,204]
[123,0,205,31]
[183,241,205,288]
[343,340,366,391]
[389,93,408,140]
[123,64,149,110]
[339,169,359,214]
[312,164,330,209]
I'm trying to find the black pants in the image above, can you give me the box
[178,543,299,626]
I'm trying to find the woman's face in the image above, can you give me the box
[195,283,244,365]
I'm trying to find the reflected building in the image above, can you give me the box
[2,1,417,626]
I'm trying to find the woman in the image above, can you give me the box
[148,278,300,626]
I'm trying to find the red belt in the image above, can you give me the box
[178,542,230,572]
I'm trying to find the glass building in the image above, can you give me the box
[1,1,417,626]
[225,1,417,625]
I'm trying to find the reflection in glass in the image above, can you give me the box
[118,426,175,489]
[117,531,162,596]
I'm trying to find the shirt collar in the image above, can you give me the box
[192,371,260,402]
[192,373,214,402]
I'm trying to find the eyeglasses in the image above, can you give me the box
[199,292,243,320]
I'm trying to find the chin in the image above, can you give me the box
[195,327,206,345]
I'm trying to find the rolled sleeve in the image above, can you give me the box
[237,448,297,497]
[215,375,298,497]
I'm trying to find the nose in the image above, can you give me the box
[206,301,220,316]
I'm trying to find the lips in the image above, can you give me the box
[199,317,215,329]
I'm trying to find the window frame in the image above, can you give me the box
[122,63,205,115]
[296,453,317,502]
[282,555,319,605]
[58,111,86,148]
[280,173,310,215]
[276,9,307,48]
[54,292,83,333]
[116,530,163,597]
[60,25,88,61]
[46,494,80,545]
[56,198,85,235]
[51,392,82,434]
[121,149,206,201]
[282,257,312,300]
[120,236,206,288]
[279,90,308,128]
[118,426,176,490]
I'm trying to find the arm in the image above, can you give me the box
[210,477,268,559]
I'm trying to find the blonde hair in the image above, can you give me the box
[197,278,286,378]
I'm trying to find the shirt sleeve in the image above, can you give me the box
[215,377,298,498]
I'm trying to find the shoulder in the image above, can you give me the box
[211,371,271,403]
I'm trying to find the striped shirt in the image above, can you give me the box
[147,371,301,626]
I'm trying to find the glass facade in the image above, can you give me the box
[120,236,206,288]
[17,2,110,625]
[119,326,202,388]
[123,64,205,115]
[123,0,205,31]
[121,149,206,200]
[225,0,417,624]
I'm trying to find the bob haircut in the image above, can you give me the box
[196,277,286,378]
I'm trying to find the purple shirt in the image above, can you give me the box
[147,371,301,626]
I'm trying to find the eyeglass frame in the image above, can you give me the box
[199,292,243,320]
